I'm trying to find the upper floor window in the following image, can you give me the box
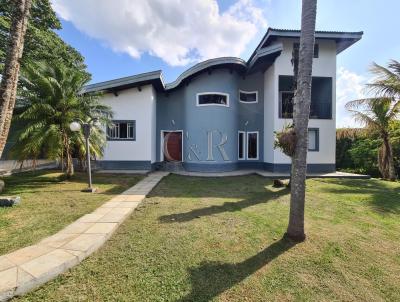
[293,43,319,58]
[280,91,294,118]
[278,75,332,119]
[197,92,229,107]
[239,90,258,103]
[107,120,136,141]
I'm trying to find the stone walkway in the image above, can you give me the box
[0,171,168,301]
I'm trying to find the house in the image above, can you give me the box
[83,28,363,172]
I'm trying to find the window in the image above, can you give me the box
[238,131,245,160]
[278,76,332,119]
[107,121,136,140]
[197,93,229,107]
[308,128,319,151]
[280,91,294,118]
[247,131,259,160]
[293,43,319,58]
[239,90,258,103]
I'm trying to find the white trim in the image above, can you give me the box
[196,92,230,107]
[160,130,184,162]
[239,90,258,104]
[246,131,259,160]
[238,131,246,160]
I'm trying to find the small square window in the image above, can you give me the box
[197,93,229,106]
[107,121,136,140]
[239,90,258,103]
[308,128,319,151]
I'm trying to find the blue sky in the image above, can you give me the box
[52,0,400,127]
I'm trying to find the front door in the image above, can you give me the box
[163,132,182,162]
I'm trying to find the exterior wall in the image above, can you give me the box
[263,64,275,163]
[156,69,265,171]
[98,38,338,172]
[99,85,156,169]
[268,38,337,168]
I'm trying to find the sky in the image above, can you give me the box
[51,0,400,128]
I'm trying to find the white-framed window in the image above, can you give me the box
[308,128,319,152]
[196,92,229,107]
[238,131,246,160]
[239,90,258,103]
[247,131,259,160]
[107,120,136,141]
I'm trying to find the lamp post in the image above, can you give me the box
[69,118,98,193]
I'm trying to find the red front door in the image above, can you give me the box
[163,132,182,162]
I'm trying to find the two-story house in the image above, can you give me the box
[83,28,363,172]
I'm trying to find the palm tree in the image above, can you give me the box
[285,0,317,242]
[0,0,32,158]
[12,62,112,177]
[367,60,400,99]
[346,98,399,180]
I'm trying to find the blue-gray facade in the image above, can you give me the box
[83,28,363,173]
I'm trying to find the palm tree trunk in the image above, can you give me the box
[382,135,396,181]
[285,0,317,242]
[63,132,74,178]
[0,0,32,158]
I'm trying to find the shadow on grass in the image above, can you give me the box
[1,170,143,196]
[179,237,297,302]
[314,178,400,214]
[159,187,289,223]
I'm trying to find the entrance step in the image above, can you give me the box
[162,161,184,172]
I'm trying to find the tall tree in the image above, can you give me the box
[0,0,32,158]
[14,62,112,177]
[0,0,87,73]
[346,98,399,180]
[285,0,317,241]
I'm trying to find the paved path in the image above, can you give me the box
[0,171,168,301]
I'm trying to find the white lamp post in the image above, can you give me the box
[69,118,98,193]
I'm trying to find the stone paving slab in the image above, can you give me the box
[0,171,168,301]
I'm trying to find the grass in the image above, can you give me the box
[13,175,400,301]
[0,170,143,255]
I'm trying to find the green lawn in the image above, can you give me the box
[13,175,400,301]
[0,170,143,255]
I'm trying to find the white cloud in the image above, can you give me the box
[336,67,368,128]
[52,0,267,66]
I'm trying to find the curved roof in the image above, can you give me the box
[83,57,247,93]
[165,57,247,90]
[83,27,363,94]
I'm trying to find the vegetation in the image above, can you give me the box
[11,62,112,177]
[0,0,90,161]
[0,0,87,75]
[0,170,143,255]
[0,0,32,158]
[15,174,400,301]
[346,60,400,180]
[336,124,400,177]
[286,0,317,241]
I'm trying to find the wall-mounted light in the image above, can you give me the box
[245,121,249,126]
[171,119,175,126]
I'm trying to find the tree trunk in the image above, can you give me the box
[285,0,317,242]
[0,0,32,158]
[380,134,397,181]
[63,133,74,178]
